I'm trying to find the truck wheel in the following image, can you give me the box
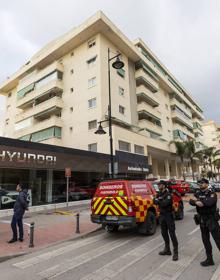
[105,225,119,233]
[139,211,157,236]
[175,203,184,220]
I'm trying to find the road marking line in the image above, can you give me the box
[38,237,136,279]
[211,263,220,280]
[80,236,163,280]
[13,232,107,269]
[142,237,203,280]
[188,227,200,235]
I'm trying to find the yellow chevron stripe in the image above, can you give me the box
[117,197,128,210]
[113,202,126,215]
[109,205,120,215]
[93,197,102,209]
[100,205,109,215]
[95,199,105,214]
[107,210,112,215]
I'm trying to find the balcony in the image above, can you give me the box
[171,109,193,130]
[16,96,63,122]
[173,123,194,139]
[138,119,163,136]
[136,85,159,107]
[136,75,158,93]
[137,103,161,120]
[17,61,63,91]
[135,68,159,91]
[17,80,63,109]
[38,138,62,146]
[15,116,63,139]
[170,98,192,118]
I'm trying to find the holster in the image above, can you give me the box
[194,213,201,225]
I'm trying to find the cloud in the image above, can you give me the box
[0,0,220,122]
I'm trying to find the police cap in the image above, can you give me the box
[158,180,167,187]
[197,178,209,184]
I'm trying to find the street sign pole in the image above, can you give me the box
[65,167,71,208]
[66,176,69,208]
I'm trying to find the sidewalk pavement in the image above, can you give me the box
[0,206,101,261]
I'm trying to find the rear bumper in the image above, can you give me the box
[91,214,136,226]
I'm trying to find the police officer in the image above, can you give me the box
[189,178,220,266]
[154,180,178,261]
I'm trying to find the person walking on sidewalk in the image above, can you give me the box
[154,180,179,261]
[8,184,28,243]
[189,178,220,267]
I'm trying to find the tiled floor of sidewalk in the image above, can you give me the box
[0,209,100,260]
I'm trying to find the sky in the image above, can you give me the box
[0,0,220,132]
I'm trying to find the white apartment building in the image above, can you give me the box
[202,121,220,150]
[0,11,204,179]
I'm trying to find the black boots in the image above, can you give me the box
[159,246,178,261]
[200,256,215,267]
[7,238,17,243]
[173,248,178,261]
[159,246,172,256]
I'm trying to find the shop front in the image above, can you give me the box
[0,137,150,208]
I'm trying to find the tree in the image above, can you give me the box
[184,140,197,181]
[213,159,220,180]
[170,141,186,180]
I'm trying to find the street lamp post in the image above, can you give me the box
[95,48,124,178]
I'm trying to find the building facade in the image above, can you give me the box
[0,11,204,179]
[202,121,220,150]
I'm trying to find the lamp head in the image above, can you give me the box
[112,56,124,69]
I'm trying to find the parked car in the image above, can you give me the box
[210,182,220,192]
[91,179,184,234]
[187,181,200,193]
[0,190,18,209]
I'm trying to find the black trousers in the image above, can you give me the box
[200,219,220,258]
[160,212,178,250]
[11,214,24,240]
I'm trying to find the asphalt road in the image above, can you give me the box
[0,202,220,280]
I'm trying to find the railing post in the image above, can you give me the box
[76,213,80,234]
[29,222,35,248]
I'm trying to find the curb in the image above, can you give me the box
[0,226,102,263]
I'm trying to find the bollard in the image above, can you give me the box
[76,213,80,234]
[29,222,35,248]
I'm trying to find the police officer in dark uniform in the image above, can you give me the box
[154,180,179,261]
[189,178,220,266]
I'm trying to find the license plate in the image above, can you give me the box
[106,216,118,221]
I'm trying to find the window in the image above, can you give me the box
[166,117,169,122]
[87,56,97,68]
[19,127,61,143]
[88,98,97,109]
[119,140,131,152]
[7,105,11,110]
[71,52,74,56]
[88,39,96,48]
[35,70,63,90]
[134,145,144,155]
[88,77,97,88]
[5,119,9,125]
[69,127,73,132]
[15,118,32,131]
[88,143,97,152]
[88,120,97,130]
[117,68,125,78]
[8,92,12,97]
[70,88,74,93]
[118,87,124,96]
[70,107,73,112]
[119,105,125,115]
[70,69,74,74]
